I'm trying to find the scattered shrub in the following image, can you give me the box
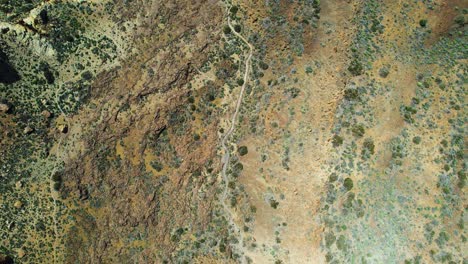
[269,198,279,209]
[233,162,243,172]
[458,171,466,188]
[419,19,427,27]
[348,58,363,76]
[412,136,421,144]
[259,61,269,70]
[454,15,464,26]
[228,181,236,189]
[53,182,61,191]
[325,232,336,247]
[285,87,300,98]
[329,173,338,182]
[52,173,62,182]
[336,235,347,251]
[344,89,359,100]
[230,6,238,15]
[400,105,417,123]
[351,124,365,138]
[441,139,448,148]
[150,161,163,172]
[332,135,343,147]
[443,164,450,172]
[81,71,93,81]
[343,178,353,191]
[379,66,389,78]
[362,138,375,158]
[238,146,248,156]
[250,205,257,213]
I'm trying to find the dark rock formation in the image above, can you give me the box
[0,49,20,84]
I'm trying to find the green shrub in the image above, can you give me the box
[348,58,363,76]
[53,182,61,191]
[332,135,343,147]
[81,71,93,80]
[223,25,231,34]
[238,146,248,156]
[52,173,62,182]
[259,61,269,70]
[230,6,238,15]
[362,138,375,158]
[150,161,163,171]
[343,178,353,191]
[233,162,243,172]
[228,181,236,189]
[435,231,449,247]
[419,19,427,27]
[457,171,466,188]
[441,139,448,147]
[390,138,408,166]
[234,24,241,33]
[344,89,359,100]
[336,235,347,251]
[443,164,450,172]
[454,15,464,26]
[270,198,279,209]
[379,66,389,78]
[351,124,365,138]
[286,87,300,98]
[250,205,257,213]
[343,192,354,208]
[325,232,336,247]
[400,105,417,123]
[412,136,421,144]
[237,78,244,86]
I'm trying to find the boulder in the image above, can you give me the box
[41,110,51,118]
[0,103,9,112]
[23,126,33,134]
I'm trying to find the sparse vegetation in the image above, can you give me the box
[1,0,465,262]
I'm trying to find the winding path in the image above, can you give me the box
[50,80,71,264]
[219,13,253,263]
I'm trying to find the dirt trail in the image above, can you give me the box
[219,12,253,264]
